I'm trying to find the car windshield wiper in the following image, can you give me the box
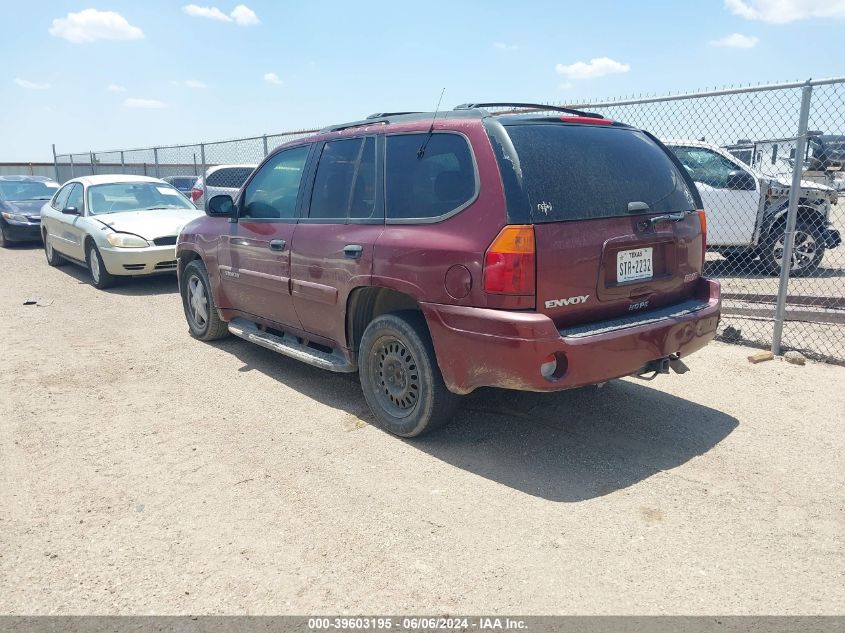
[144,206,180,210]
[638,209,697,228]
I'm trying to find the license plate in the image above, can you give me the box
[617,247,653,283]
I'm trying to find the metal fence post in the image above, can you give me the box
[772,82,814,355]
[154,148,160,178]
[120,151,125,174]
[90,151,96,175]
[69,155,75,178]
[52,144,60,183]
[262,134,269,157]
[200,143,207,206]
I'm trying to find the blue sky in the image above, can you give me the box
[2,0,844,160]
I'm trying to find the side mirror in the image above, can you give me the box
[61,206,81,216]
[726,170,756,191]
[206,194,235,217]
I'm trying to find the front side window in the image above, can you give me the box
[66,184,84,213]
[309,137,376,221]
[385,133,476,220]
[87,182,196,215]
[52,184,73,210]
[671,146,743,189]
[241,145,310,219]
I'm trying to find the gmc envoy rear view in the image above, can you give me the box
[176,103,721,437]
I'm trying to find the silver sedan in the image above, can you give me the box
[40,175,203,289]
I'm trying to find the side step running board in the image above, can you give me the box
[228,318,356,373]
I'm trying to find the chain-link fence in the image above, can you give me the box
[562,78,844,363]
[52,78,845,363]
[53,129,319,208]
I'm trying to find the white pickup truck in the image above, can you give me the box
[665,140,841,276]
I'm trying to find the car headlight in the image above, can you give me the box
[1,211,29,224]
[106,232,149,248]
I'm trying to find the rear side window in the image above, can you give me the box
[308,137,377,220]
[385,133,476,220]
[501,124,697,223]
[207,167,254,188]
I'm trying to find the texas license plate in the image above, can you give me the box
[617,247,653,283]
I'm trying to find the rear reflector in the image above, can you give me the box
[191,187,202,202]
[484,225,536,294]
[560,116,613,125]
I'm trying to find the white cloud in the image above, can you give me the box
[182,4,259,25]
[14,78,51,90]
[107,83,126,92]
[263,72,283,85]
[725,0,845,23]
[182,4,231,21]
[555,57,630,80]
[709,32,760,48]
[123,98,166,109]
[171,79,208,89]
[493,42,518,51]
[49,9,144,43]
[231,4,259,25]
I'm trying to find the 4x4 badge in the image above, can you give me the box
[537,201,553,215]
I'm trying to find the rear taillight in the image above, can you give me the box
[484,225,536,294]
[698,210,707,264]
[191,187,202,202]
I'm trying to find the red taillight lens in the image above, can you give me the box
[698,209,707,264]
[484,225,536,294]
[191,187,202,202]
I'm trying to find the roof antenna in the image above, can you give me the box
[417,87,445,159]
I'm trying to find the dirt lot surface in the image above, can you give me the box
[1,243,844,615]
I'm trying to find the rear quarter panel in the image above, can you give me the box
[372,120,518,308]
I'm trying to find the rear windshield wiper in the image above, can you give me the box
[637,209,697,228]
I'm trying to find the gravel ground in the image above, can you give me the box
[1,243,843,615]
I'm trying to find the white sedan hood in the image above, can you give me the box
[94,208,204,241]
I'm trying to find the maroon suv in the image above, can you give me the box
[176,103,721,437]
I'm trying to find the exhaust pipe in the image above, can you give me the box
[634,354,689,380]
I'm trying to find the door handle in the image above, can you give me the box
[343,244,363,259]
[269,239,286,251]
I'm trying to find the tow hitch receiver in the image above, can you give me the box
[634,354,689,380]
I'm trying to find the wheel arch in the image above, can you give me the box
[346,286,424,352]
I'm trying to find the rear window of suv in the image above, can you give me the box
[207,167,254,188]
[496,123,698,223]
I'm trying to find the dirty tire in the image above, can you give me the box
[359,311,459,438]
[181,259,229,341]
[44,232,67,267]
[0,227,7,248]
[761,219,825,277]
[87,242,117,289]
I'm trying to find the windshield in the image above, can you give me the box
[87,182,196,215]
[0,181,59,202]
[499,123,697,223]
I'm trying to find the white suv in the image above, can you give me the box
[665,140,840,276]
[191,164,257,210]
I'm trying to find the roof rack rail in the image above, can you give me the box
[366,111,420,119]
[320,118,390,133]
[453,102,605,119]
